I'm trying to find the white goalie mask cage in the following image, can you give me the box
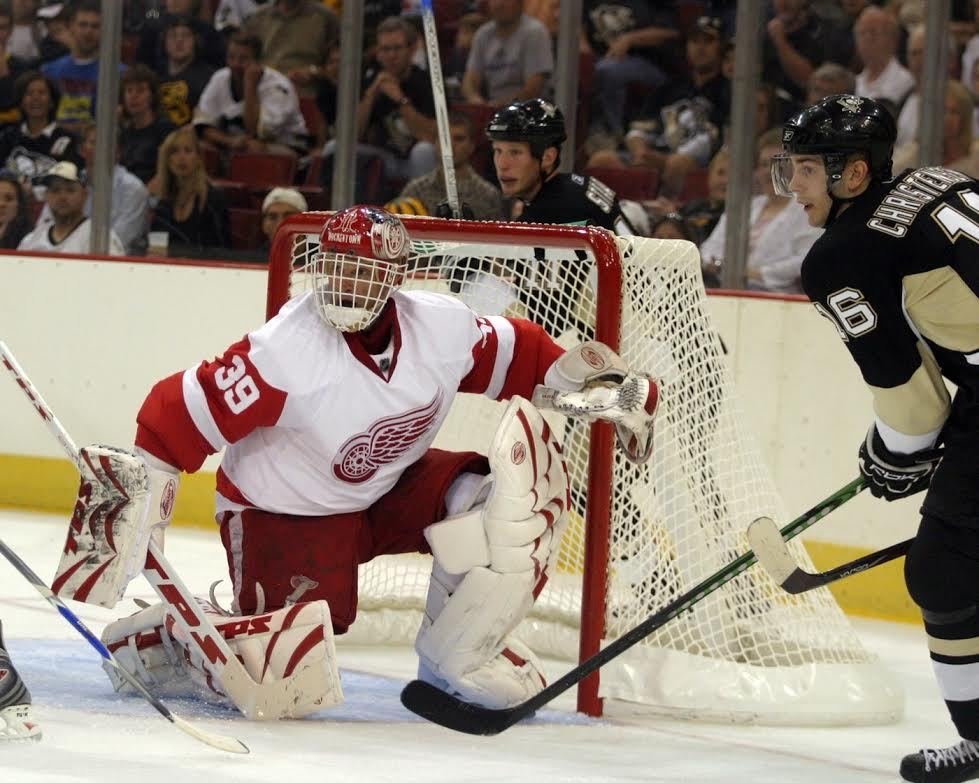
[307,206,410,332]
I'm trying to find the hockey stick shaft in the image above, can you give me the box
[401,476,867,734]
[0,340,272,720]
[420,0,460,216]
[0,535,248,754]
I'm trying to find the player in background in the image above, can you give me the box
[0,621,40,740]
[487,98,636,235]
[53,206,657,720]
[774,94,979,783]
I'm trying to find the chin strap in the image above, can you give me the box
[823,182,872,228]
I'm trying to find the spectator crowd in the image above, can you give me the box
[2,0,978,295]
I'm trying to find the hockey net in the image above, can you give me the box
[267,214,902,726]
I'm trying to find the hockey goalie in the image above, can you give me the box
[55,206,658,719]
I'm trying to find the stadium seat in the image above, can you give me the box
[228,207,263,250]
[584,166,660,201]
[677,166,710,203]
[200,144,221,177]
[299,96,322,140]
[211,179,252,208]
[228,152,297,187]
[305,154,324,186]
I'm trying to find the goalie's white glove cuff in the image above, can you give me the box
[544,341,629,392]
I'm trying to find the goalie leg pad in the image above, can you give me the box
[54,445,179,609]
[102,599,343,717]
[415,564,546,709]
[415,397,569,709]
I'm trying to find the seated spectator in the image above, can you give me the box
[805,61,856,107]
[587,16,729,200]
[137,0,226,71]
[0,4,32,124]
[18,161,124,255]
[35,1,69,65]
[35,123,149,255]
[158,14,217,127]
[41,0,114,127]
[0,70,82,186]
[0,168,32,248]
[653,211,723,287]
[581,0,680,138]
[150,125,230,256]
[195,32,308,158]
[699,129,821,294]
[213,0,260,36]
[261,185,306,246]
[243,0,338,93]
[311,41,340,147]
[893,79,979,179]
[9,0,40,63]
[321,17,436,201]
[394,111,505,220]
[762,0,853,110]
[854,5,914,106]
[646,144,729,244]
[120,66,177,184]
[461,0,553,108]
[445,12,487,103]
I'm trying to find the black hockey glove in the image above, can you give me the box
[858,425,942,502]
[435,201,475,220]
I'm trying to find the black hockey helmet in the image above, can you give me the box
[780,93,896,187]
[486,98,567,158]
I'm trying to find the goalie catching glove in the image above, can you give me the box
[537,341,659,464]
[858,424,942,502]
[53,445,180,609]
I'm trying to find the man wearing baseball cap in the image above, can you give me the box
[18,161,124,255]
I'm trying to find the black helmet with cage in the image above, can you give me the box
[486,98,567,160]
[772,94,896,196]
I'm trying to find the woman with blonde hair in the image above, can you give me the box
[892,79,979,178]
[150,125,229,256]
[698,128,822,294]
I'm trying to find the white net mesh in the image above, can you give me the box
[268,216,902,726]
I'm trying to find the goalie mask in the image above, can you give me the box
[310,206,410,332]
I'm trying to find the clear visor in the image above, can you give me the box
[770,153,826,198]
[307,251,406,332]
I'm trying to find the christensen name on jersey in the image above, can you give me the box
[868,167,971,238]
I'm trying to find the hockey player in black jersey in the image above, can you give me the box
[775,93,979,783]
[485,98,636,235]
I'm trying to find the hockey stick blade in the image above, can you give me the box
[0,537,249,754]
[400,476,867,735]
[747,516,911,594]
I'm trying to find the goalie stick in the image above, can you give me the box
[747,510,911,595]
[0,339,319,724]
[419,0,460,217]
[0,535,248,754]
[400,476,866,734]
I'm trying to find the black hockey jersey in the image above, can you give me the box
[516,172,636,235]
[801,166,979,451]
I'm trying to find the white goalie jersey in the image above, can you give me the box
[134,290,565,516]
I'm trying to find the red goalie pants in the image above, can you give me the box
[218,448,489,633]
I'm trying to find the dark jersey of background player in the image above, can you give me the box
[516,171,635,234]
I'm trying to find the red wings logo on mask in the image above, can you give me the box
[332,390,444,483]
